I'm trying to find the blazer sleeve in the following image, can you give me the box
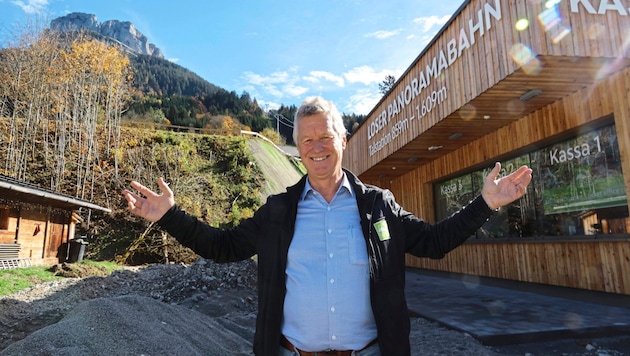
[395,194,494,258]
[157,204,262,263]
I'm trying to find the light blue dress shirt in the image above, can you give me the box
[281,174,377,352]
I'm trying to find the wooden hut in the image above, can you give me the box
[0,175,111,267]
[343,0,630,295]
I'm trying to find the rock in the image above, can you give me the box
[50,12,99,32]
[50,12,164,58]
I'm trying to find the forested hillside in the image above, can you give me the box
[124,52,365,142]
[126,54,272,133]
[130,55,221,97]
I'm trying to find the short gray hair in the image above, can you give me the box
[293,96,347,144]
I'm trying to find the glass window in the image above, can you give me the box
[434,123,629,239]
[435,175,474,218]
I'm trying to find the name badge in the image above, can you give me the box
[373,220,391,241]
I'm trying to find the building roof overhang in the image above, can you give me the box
[0,175,112,213]
[357,55,630,182]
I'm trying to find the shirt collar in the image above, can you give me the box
[300,172,354,201]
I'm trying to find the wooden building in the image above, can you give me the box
[0,175,111,266]
[343,0,630,295]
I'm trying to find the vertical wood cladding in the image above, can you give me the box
[403,67,630,295]
[346,0,630,294]
[345,0,630,177]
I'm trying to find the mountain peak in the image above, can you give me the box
[50,12,164,58]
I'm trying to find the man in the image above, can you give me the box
[123,96,533,356]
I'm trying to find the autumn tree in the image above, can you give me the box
[0,25,132,208]
[220,115,241,136]
[260,127,286,145]
[55,37,132,199]
[0,21,64,181]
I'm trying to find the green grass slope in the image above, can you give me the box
[246,138,304,200]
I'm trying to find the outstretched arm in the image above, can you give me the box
[481,162,533,210]
[122,177,175,222]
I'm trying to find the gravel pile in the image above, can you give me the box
[0,259,627,355]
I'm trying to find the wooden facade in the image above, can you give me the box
[343,0,630,294]
[0,175,110,266]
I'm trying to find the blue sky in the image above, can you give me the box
[0,0,464,115]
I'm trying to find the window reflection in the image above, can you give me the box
[434,122,629,239]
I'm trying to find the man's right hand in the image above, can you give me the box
[122,177,175,222]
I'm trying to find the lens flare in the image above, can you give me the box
[507,99,525,115]
[515,18,529,31]
[587,22,605,40]
[564,312,584,330]
[510,43,542,75]
[596,30,630,80]
[545,0,562,9]
[486,299,506,316]
[461,274,481,290]
[538,5,571,43]
[459,104,477,121]
[510,43,532,65]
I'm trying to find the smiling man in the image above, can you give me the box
[123,96,533,356]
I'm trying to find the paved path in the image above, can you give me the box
[405,268,630,346]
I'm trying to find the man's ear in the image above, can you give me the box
[341,135,347,150]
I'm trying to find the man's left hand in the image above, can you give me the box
[481,162,533,210]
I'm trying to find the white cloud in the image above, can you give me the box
[346,89,382,115]
[303,71,345,87]
[282,83,309,97]
[241,69,308,101]
[413,15,451,33]
[262,84,284,98]
[243,70,291,86]
[364,29,401,40]
[258,100,281,112]
[11,0,47,14]
[241,65,394,114]
[343,66,392,86]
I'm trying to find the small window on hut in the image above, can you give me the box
[0,207,9,230]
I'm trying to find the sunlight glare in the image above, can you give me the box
[509,43,542,75]
[538,5,571,44]
[459,104,477,121]
[515,18,529,31]
[544,0,562,9]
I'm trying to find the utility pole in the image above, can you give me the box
[270,112,292,134]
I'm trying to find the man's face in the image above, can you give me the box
[296,113,346,182]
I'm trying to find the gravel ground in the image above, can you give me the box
[0,259,628,355]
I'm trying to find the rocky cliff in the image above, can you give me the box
[50,12,164,58]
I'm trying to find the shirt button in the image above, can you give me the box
[331,335,337,341]
[327,229,332,234]
[330,278,334,284]
[329,253,334,258]
[330,307,335,312]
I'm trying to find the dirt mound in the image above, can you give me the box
[48,262,113,278]
[1,295,255,356]
[0,259,258,353]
